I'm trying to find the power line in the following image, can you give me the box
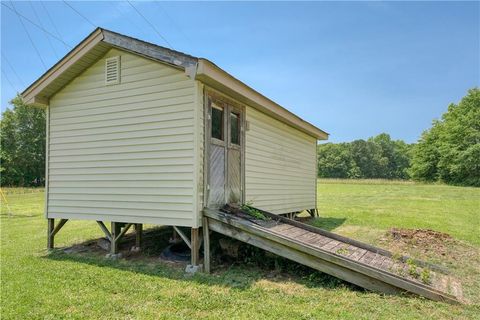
[40,1,69,51]
[126,0,173,49]
[9,1,47,70]
[1,52,25,87]
[1,2,72,48]
[62,1,96,28]
[2,68,18,93]
[29,1,59,59]
[154,2,192,49]
[111,2,148,39]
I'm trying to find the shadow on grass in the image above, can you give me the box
[43,226,363,293]
[308,217,347,231]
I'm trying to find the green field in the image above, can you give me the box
[1,181,479,319]
[315,179,480,245]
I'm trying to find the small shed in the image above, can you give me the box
[22,28,328,265]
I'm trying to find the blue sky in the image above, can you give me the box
[1,1,479,143]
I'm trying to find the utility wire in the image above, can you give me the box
[126,0,173,49]
[1,2,72,48]
[153,2,192,49]
[40,1,69,50]
[9,1,47,70]
[62,1,96,28]
[29,1,59,59]
[111,2,148,39]
[1,52,25,87]
[2,68,18,93]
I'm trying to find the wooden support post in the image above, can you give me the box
[115,223,133,241]
[135,223,143,249]
[110,222,121,255]
[307,209,318,218]
[202,217,211,273]
[47,218,68,250]
[173,226,191,249]
[47,218,55,250]
[51,219,68,238]
[191,227,200,266]
[96,221,112,241]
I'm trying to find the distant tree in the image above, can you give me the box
[409,124,442,182]
[317,143,360,178]
[367,133,412,179]
[350,139,384,178]
[410,88,480,186]
[392,140,412,179]
[368,133,396,178]
[319,134,413,180]
[0,95,46,186]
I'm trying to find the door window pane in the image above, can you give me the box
[211,106,223,140]
[230,112,240,145]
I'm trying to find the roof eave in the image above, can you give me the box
[196,58,329,140]
[21,28,105,107]
[21,28,199,108]
[20,28,328,140]
[101,29,197,69]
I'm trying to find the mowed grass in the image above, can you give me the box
[1,182,479,319]
[315,179,480,246]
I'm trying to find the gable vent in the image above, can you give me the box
[105,56,120,85]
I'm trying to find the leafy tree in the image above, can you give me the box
[0,95,46,186]
[317,143,360,178]
[319,134,413,180]
[367,133,412,179]
[350,139,384,178]
[368,133,396,178]
[392,140,412,179]
[410,88,480,186]
[408,124,442,182]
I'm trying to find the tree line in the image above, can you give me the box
[1,96,46,187]
[0,89,478,187]
[317,88,479,187]
[317,133,412,180]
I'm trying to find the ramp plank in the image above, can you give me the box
[350,248,367,261]
[203,209,462,304]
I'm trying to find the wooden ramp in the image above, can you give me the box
[203,207,462,304]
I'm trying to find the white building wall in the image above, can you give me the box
[47,48,197,226]
[244,106,317,214]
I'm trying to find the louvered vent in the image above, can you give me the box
[105,56,120,85]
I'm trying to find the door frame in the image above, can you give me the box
[203,88,246,208]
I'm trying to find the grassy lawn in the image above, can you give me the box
[1,181,479,319]
[315,179,480,245]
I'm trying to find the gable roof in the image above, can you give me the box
[22,28,328,140]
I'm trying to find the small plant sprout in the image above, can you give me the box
[420,268,432,284]
[335,247,349,255]
[240,203,270,221]
[406,258,419,278]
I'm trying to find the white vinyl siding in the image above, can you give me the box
[47,48,197,227]
[245,106,317,214]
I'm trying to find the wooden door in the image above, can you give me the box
[207,96,243,208]
[226,106,242,204]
